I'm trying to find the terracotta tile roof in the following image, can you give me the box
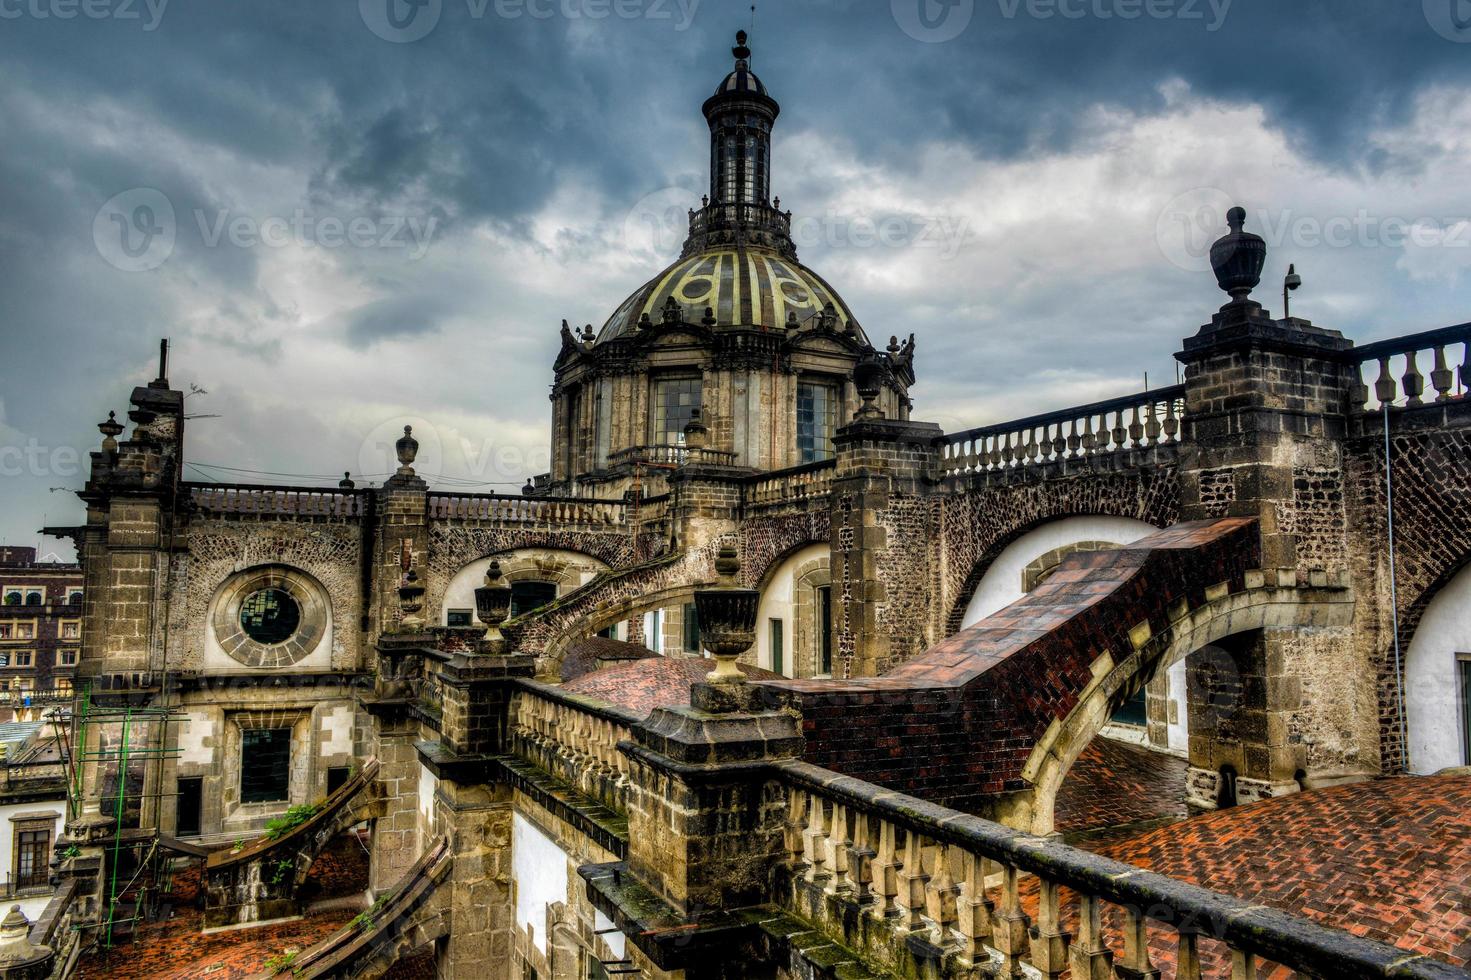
[562,657,782,717]
[1055,736,1189,835]
[1017,774,1471,975]
[559,635,657,682]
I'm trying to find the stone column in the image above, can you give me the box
[829,417,942,678]
[1176,208,1368,804]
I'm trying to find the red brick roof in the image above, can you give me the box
[1055,736,1189,835]
[559,635,656,682]
[1023,774,1471,975]
[562,657,782,717]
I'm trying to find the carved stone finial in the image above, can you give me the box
[787,310,799,328]
[395,425,419,476]
[98,411,124,453]
[339,472,355,489]
[733,30,750,63]
[683,408,709,451]
[1210,205,1267,305]
[888,335,901,354]
[581,323,595,342]
[695,543,757,685]
[853,355,887,421]
[522,478,535,496]
[702,306,717,326]
[820,301,839,332]
[475,559,513,650]
[662,295,682,325]
[638,311,654,330]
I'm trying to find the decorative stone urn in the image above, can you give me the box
[0,905,51,980]
[398,566,426,631]
[694,545,758,683]
[395,425,419,477]
[852,355,887,420]
[474,560,514,652]
[682,409,709,452]
[1209,206,1267,304]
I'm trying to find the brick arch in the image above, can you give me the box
[435,548,612,626]
[741,510,831,587]
[943,501,1177,634]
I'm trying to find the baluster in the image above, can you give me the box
[987,434,1002,469]
[801,793,830,883]
[1128,403,1145,447]
[823,802,852,895]
[1110,409,1127,451]
[848,810,875,902]
[894,830,929,931]
[924,843,960,945]
[1081,413,1097,454]
[1176,932,1203,980]
[1144,399,1161,445]
[1029,876,1070,979]
[1023,428,1038,464]
[1431,345,1455,402]
[1374,355,1397,408]
[997,432,1013,468]
[784,790,808,868]
[1402,350,1425,407]
[1066,418,1082,457]
[1230,948,1257,980]
[1163,399,1180,442]
[870,819,901,919]
[956,849,992,964]
[1118,905,1160,980]
[994,862,1031,977]
[1068,893,1114,979]
[1051,422,1066,459]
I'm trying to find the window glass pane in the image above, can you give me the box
[797,382,837,463]
[241,728,291,803]
[652,377,702,446]
[1112,688,1148,727]
[511,582,558,618]
[447,609,472,627]
[817,587,833,675]
[239,588,300,645]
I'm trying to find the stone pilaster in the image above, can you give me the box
[667,463,749,555]
[829,418,942,677]
[431,780,516,980]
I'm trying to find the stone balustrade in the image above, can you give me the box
[1351,322,1471,411]
[935,385,1185,479]
[607,444,739,468]
[776,760,1464,980]
[744,459,836,508]
[186,483,365,518]
[507,680,641,814]
[428,492,626,526]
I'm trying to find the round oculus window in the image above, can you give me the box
[238,588,301,646]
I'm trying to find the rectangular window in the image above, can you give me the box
[0,625,9,640]
[816,586,833,676]
[683,602,700,653]
[240,728,292,804]
[14,825,51,889]
[67,590,83,605]
[797,381,838,463]
[769,618,784,676]
[23,590,42,606]
[60,650,78,667]
[176,777,202,837]
[446,609,473,627]
[1112,688,1148,727]
[1461,656,1471,766]
[54,678,72,695]
[510,582,558,618]
[13,624,33,640]
[651,376,702,447]
[14,651,31,668]
[60,621,80,640]
[327,766,351,795]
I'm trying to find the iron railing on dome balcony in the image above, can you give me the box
[935,385,1186,479]
[685,201,792,246]
[1350,322,1471,412]
[607,444,739,469]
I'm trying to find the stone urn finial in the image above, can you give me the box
[852,355,887,420]
[395,425,419,477]
[1210,206,1267,306]
[339,471,355,489]
[475,560,514,652]
[694,545,758,684]
[98,411,124,453]
[0,903,50,972]
[682,409,708,452]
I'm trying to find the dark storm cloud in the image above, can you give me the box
[3,0,1471,551]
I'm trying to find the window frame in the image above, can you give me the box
[796,378,840,464]
[649,373,703,447]
[240,728,293,805]
[12,821,52,890]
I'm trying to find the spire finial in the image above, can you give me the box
[733,30,750,63]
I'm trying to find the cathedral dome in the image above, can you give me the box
[595,243,865,344]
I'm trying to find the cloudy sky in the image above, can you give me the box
[3,0,1471,555]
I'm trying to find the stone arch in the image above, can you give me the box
[206,564,333,670]
[753,543,831,678]
[1019,585,1354,835]
[440,549,610,626]
[954,515,1161,631]
[1404,557,1471,774]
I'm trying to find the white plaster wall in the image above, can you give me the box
[513,812,570,956]
[0,799,62,892]
[178,710,216,767]
[959,517,1157,627]
[417,762,439,834]
[320,705,353,758]
[594,909,625,960]
[441,552,606,625]
[1165,658,1189,754]
[1405,562,1471,774]
[755,544,826,677]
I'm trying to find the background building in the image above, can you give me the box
[0,548,81,723]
